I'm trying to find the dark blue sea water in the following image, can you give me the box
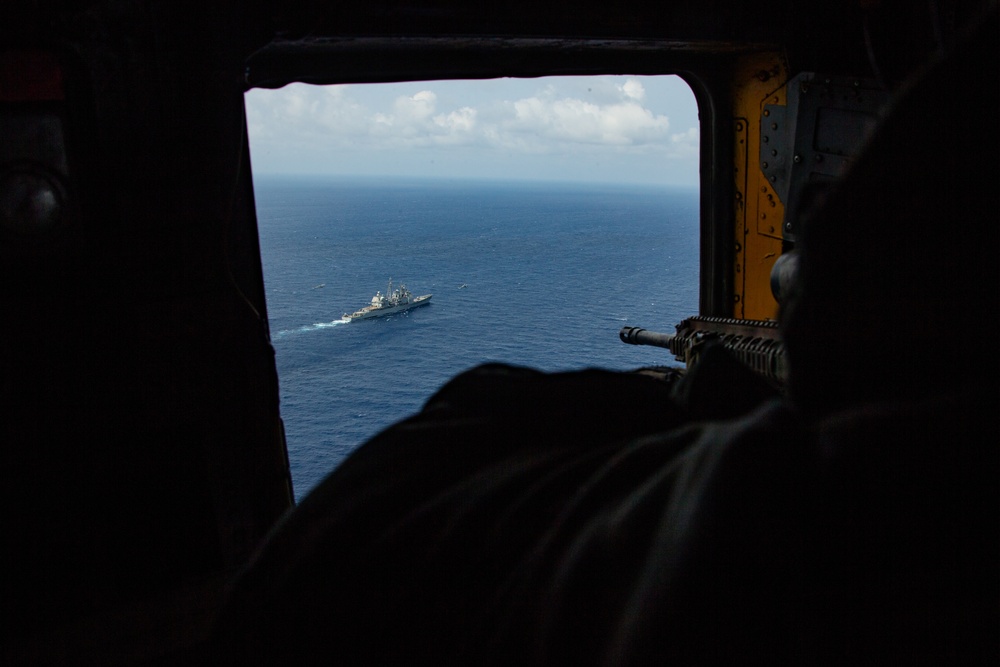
[254,176,700,500]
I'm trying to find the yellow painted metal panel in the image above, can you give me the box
[731,53,787,321]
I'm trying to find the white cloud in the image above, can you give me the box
[246,84,369,142]
[314,86,369,135]
[248,80,672,152]
[668,126,700,159]
[621,79,645,101]
[244,76,699,184]
[671,127,699,143]
[393,90,437,124]
[498,95,669,148]
[433,107,477,144]
[283,89,318,119]
[370,92,479,146]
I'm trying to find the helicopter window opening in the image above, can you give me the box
[244,75,700,501]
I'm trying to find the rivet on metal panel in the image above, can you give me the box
[793,154,802,163]
[771,149,777,156]
[763,109,770,117]
[771,123,778,130]
[763,135,769,143]
[735,121,744,132]
[770,175,777,182]
[815,154,823,162]
[762,162,769,169]
[785,222,793,230]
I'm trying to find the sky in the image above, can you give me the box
[244,75,700,187]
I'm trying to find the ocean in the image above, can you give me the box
[254,176,700,501]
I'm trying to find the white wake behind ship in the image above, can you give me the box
[343,278,432,322]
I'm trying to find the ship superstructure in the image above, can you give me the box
[344,278,432,321]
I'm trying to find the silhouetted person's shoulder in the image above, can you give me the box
[212,361,799,665]
[212,366,997,664]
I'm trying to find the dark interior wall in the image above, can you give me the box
[0,0,292,644]
[242,0,879,86]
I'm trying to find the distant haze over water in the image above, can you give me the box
[255,176,699,500]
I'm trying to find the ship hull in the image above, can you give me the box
[346,294,432,321]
